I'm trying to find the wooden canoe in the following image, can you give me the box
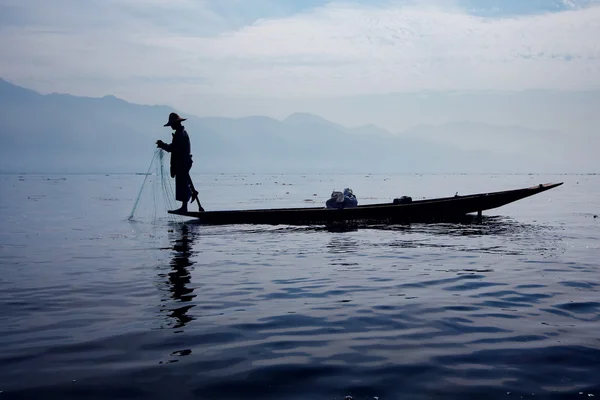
[169,182,563,226]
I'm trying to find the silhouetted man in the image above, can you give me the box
[156,112,202,213]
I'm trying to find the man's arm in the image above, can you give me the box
[156,139,172,152]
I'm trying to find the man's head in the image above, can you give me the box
[164,112,186,129]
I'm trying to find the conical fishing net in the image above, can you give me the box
[128,149,182,224]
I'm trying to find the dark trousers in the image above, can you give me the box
[175,173,192,203]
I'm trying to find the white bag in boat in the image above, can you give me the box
[326,188,358,209]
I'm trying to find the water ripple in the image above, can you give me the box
[1,174,599,399]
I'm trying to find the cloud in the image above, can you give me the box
[155,1,600,97]
[0,0,599,101]
[560,0,600,9]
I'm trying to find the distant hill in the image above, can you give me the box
[0,78,563,174]
[400,121,569,168]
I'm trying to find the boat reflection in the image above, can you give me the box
[326,235,359,254]
[326,234,360,267]
[232,214,549,236]
[366,215,555,236]
[159,222,199,330]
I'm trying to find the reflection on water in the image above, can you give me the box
[2,173,598,399]
[200,215,556,235]
[374,216,565,257]
[158,223,198,330]
[326,235,360,267]
[326,235,359,255]
[363,215,552,234]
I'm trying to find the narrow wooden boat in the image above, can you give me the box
[169,182,563,226]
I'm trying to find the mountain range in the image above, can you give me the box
[0,78,580,174]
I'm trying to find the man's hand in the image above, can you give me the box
[156,140,165,149]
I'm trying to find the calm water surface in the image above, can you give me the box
[0,172,599,399]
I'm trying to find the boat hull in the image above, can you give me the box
[169,182,563,226]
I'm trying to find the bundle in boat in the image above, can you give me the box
[325,188,358,209]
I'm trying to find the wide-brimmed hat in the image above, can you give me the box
[164,112,187,127]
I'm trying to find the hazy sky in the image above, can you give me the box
[1,0,599,131]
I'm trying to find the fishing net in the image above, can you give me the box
[128,149,182,223]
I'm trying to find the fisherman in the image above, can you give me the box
[156,112,203,213]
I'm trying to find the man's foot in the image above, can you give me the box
[169,206,188,214]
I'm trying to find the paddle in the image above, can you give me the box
[187,173,205,212]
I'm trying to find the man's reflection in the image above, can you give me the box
[161,223,198,330]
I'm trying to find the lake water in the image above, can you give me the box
[0,171,599,400]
